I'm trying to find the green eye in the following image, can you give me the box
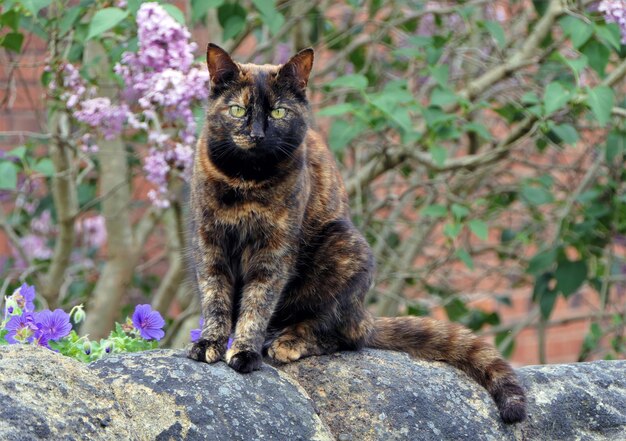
[271,108,286,119]
[229,105,246,118]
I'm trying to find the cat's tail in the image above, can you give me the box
[366,316,527,424]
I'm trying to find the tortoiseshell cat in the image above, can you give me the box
[187,44,527,424]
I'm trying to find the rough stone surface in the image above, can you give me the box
[280,349,516,441]
[90,350,332,441]
[0,345,132,441]
[517,361,626,441]
[1,345,625,441]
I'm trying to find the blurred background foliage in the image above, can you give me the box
[0,0,625,363]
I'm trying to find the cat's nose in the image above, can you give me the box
[250,132,265,142]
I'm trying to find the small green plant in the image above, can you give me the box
[1,283,164,362]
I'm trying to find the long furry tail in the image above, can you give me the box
[367,316,527,424]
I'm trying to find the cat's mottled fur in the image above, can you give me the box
[187,44,527,424]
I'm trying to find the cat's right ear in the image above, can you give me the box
[206,43,240,86]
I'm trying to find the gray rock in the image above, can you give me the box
[89,349,332,441]
[1,345,624,441]
[0,345,132,441]
[517,361,626,441]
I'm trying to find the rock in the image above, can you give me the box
[280,349,626,441]
[90,350,332,441]
[0,345,132,441]
[1,345,624,441]
[517,361,626,441]
[279,349,515,441]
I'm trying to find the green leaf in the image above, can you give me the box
[444,297,470,321]
[533,273,557,319]
[464,122,492,140]
[191,0,224,23]
[495,331,515,358]
[430,145,447,167]
[317,103,354,117]
[581,39,610,77]
[444,222,461,239]
[252,0,285,35]
[586,86,614,127]
[429,65,449,87]
[539,288,558,320]
[527,248,557,276]
[328,119,360,152]
[559,16,593,48]
[543,82,570,115]
[555,259,587,297]
[450,203,469,220]
[7,145,26,161]
[483,20,506,48]
[468,219,488,240]
[0,32,23,53]
[550,123,579,145]
[456,248,474,270]
[327,74,368,90]
[594,23,622,52]
[1,9,20,31]
[421,204,447,218]
[59,6,82,35]
[20,0,51,17]
[87,8,128,40]
[217,2,247,41]
[521,184,553,206]
[605,130,625,163]
[0,162,18,190]
[33,158,55,177]
[430,87,458,107]
[161,4,185,25]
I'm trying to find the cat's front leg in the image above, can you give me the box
[188,261,233,364]
[226,251,289,373]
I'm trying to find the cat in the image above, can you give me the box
[187,43,527,424]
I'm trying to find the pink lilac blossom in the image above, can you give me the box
[599,0,626,43]
[18,234,53,261]
[73,98,129,140]
[78,215,107,248]
[49,63,90,108]
[114,2,208,206]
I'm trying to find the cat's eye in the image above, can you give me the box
[270,108,286,119]
[229,105,246,118]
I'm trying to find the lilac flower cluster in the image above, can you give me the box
[599,0,626,43]
[14,210,55,269]
[73,98,129,140]
[114,2,209,207]
[50,3,207,208]
[2,283,71,348]
[12,211,106,270]
[77,215,107,249]
[48,63,91,109]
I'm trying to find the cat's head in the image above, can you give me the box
[203,44,314,181]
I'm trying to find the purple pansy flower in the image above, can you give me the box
[35,309,72,341]
[5,312,38,344]
[10,283,36,313]
[131,304,165,341]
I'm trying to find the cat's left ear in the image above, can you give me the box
[278,48,314,90]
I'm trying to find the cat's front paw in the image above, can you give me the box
[226,349,262,373]
[187,339,225,363]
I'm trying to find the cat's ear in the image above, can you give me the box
[206,43,240,86]
[279,48,314,90]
